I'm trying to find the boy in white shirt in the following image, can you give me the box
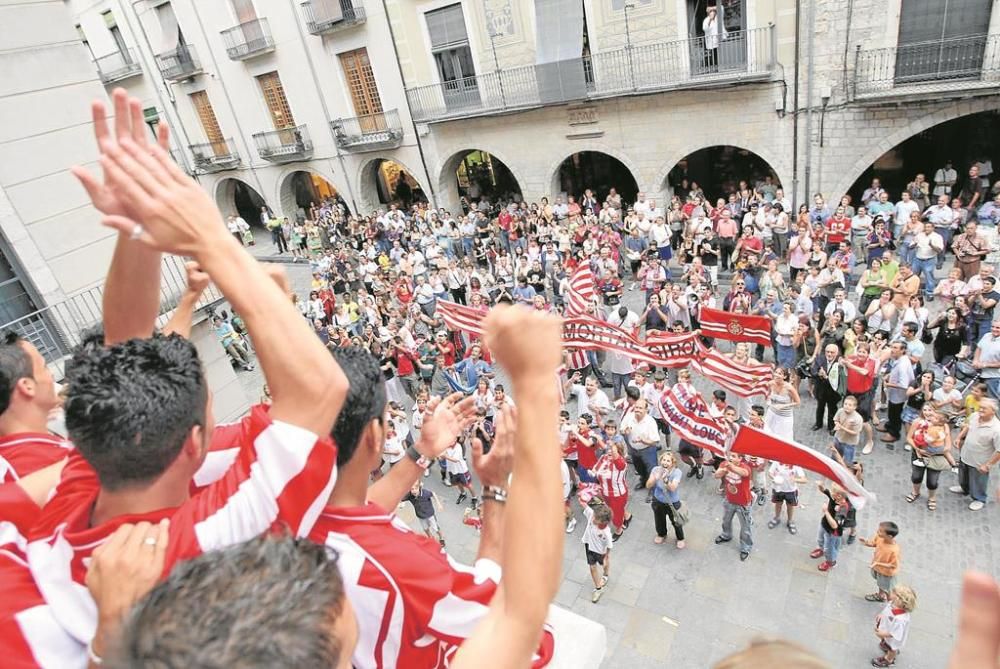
[582,500,614,603]
[443,440,477,508]
[872,586,917,667]
[767,461,807,534]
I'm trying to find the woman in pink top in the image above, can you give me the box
[788,222,813,282]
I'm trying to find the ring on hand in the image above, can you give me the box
[130,224,144,241]
[143,536,157,547]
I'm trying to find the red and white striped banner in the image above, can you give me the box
[565,265,597,317]
[731,426,876,509]
[698,306,772,347]
[436,301,771,397]
[658,384,729,455]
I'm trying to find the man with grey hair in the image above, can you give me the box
[949,399,1000,511]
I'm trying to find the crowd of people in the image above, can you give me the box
[0,87,998,668]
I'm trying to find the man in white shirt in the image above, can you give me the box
[823,288,857,322]
[619,398,660,494]
[850,205,874,257]
[565,375,612,424]
[606,306,639,399]
[894,192,920,228]
[934,161,958,197]
[912,221,945,299]
[633,192,651,217]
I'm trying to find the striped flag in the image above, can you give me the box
[658,384,729,455]
[732,426,876,509]
[697,306,772,347]
[690,342,772,398]
[565,265,597,317]
[437,300,486,337]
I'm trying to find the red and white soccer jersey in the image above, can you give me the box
[310,503,554,669]
[0,406,337,668]
[594,454,629,528]
[0,433,73,484]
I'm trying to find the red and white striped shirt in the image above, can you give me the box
[595,454,628,498]
[0,407,337,668]
[0,433,73,484]
[310,503,554,669]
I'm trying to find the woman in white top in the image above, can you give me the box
[702,6,727,67]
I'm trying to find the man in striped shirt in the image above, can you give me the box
[0,91,350,668]
[0,335,72,484]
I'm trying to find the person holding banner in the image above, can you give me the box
[714,453,759,562]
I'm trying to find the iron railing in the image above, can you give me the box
[155,43,202,81]
[95,48,143,84]
[0,255,223,374]
[854,34,1000,97]
[252,124,314,162]
[405,26,775,122]
[220,18,275,60]
[332,109,404,150]
[189,139,241,173]
[301,0,366,35]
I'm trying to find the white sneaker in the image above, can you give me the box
[913,459,925,468]
[599,575,609,588]
[970,500,985,511]
[565,517,577,533]
[423,468,430,478]
[903,444,912,452]
[862,443,874,455]
[591,587,604,603]
[948,485,965,494]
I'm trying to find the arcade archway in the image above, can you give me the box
[554,151,640,205]
[664,145,781,202]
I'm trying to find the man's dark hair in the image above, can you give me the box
[903,321,919,334]
[113,536,346,669]
[625,386,641,401]
[0,332,32,414]
[63,334,206,491]
[330,347,386,467]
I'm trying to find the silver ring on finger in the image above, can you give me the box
[130,224,144,241]
[143,536,158,547]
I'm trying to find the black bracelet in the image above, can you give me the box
[481,485,508,504]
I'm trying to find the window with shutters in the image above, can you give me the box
[339,48,384,131]
[426,4,478,109]
[102,11,130,56]
[76,24,96,60]
[190,91,227,155]
[256,72,295,129]
[895,0,992,82]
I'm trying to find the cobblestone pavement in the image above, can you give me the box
[230,261,996,669]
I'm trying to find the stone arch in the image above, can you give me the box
[435,146,527,214]
[275,166,350,221]
[214,177,267,228]
[654,141,791,204]
[356,156,428,213]
[829,98,1000,202]
[546,146,643,204]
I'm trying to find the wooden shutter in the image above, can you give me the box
[190,91,226,155]
[256,71,295,129]
[339,48,384,132]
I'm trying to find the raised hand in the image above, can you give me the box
[417,393,478,458]
[184,261,211,296]
[71,88,170,222]
[95,133,230,257]
[482,305,562,378]
[471,404,516,489]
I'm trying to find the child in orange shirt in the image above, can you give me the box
[861,520,901,602]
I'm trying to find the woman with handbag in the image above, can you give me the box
[646,451,686,549]
[905,405,952,511]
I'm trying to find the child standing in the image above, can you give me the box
[810,482,856,571]
[833,395,864,464]
[582,499,614,603]
[766,461,807,534]
[443,440,477,508]
[403,482,446,547]
[871,585,916,667]
[862,521,901,603]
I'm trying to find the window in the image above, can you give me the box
[102,11,130,56]
[156,2,186,51]
[895,0,992,81]
[190,91,226,155]
[340,48,383,119]
[256,72,295,129]
[230,0,258,23]
[76,24,95,60]
[426,4,478,108]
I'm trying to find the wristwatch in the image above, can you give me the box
[405,445,432,470]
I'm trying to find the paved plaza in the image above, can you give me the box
[230,261,996,669]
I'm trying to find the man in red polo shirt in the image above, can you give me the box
[843,339,877,454]
[824,206,852,254]
[0,336,71,483]
[714,452,756,561]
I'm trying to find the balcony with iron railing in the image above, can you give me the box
[155,43,203,81]
[221,18,276,61]
[95,48,143,84]
[853,34,1000,100]
[189,139,242,173]
[406,25,775,123]
[332,109,403,151]
[0,255,223,375]
[252,125,313,163]
[301,0,366,35]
